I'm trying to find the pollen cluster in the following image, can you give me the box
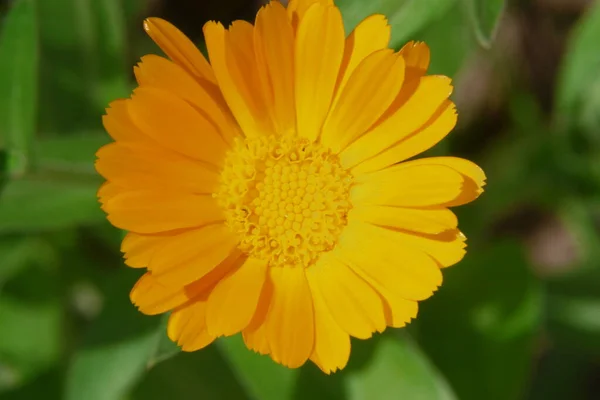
[215,135,353,268]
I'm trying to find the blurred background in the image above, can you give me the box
[1,0,600,399]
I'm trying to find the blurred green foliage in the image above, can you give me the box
[1,0,600,399]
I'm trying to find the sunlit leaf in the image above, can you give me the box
[466,0,505,48]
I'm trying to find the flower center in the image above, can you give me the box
[215,135,353,268]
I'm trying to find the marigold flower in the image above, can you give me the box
[96,0,485,373]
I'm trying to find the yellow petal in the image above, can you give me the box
[103,191,223,233]
[102,99,147,143]
[203,21,273,138]
[336,220,443,301]
[128,87,228,167]
[143,18,216,84]
[254,1,296,133]
[206,257,268,337]
[349,206,458,235]
[398,41,430,81]
[266,267,314,368]
[322,50,405,153]
[350,163,465,207]
[121,232,167,268]
[337,14,391,95]
[95,142,219,193]
[167,296,215,351]
[307,253,386,339]
[149,224,239,286]
[98,182,123,206]
[351,101,457,174]
[341,75,454,170]
[130,272,191,315]
[295,2,345,142]
[383,295,419,328]
[398,157,486,206]
[309,283,351,374]
[287,0,334,30]
[134,54,239,146]
[242,279,274,355]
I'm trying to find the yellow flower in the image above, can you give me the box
[96,0,485,373]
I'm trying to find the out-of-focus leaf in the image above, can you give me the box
[466,0,505,48]
[416,241,543,400]
[146,316,181,369]
[337,0,457,49]
[65,269,162,400]
[131,347,249,400]
[344,334,456,400]
[37,0,129,134]
[0,0,38,177]
[34,133,109,174]
[556,0,600,127]
[411,3,474,77]
[218,335,297,400]
[0,237,54,289]
[0,367,62,400]
[527,350,590,400]
[0,177,103,233]
[547,295,600,355]
[0,298,61,390]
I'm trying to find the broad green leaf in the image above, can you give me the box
[131,348,249,400]
[466,0,505,48]
[34,133,109,175]
[0,0,39,177]
[0,237,55,289]
[37,0,129,134]
[218,335,297,400]
[65,269,163,400]
[337,0,457,49]
[416,241,543,400]
[345,334,456,400]
[0,177,104,233]
[556,0,600,127]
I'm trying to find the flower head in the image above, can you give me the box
[96,0,485,373]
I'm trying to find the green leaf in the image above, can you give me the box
[337,0,458,48]
[65,269,163,400]
[0,0,39,177]
[0,177,104,233]
[131,348,250,400]
[466,0,505,48]
[218,335,298,400]
[345,334,457,400]
[34,133,110,175]
[37,0,129,134]
[556,0,600,127]
[416,241,543,400]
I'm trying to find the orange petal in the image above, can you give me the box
[203,21,273,138]
[294,2,345,142]
[307,253,386,339]
[349,206,458,235]
[167,295,215,351]
[350,163,465,207]
[266,267,314,368]
[399,41,430,81]
[206,257,269,337]
[321,49,405,153]
[149,225,239,286]
[130,272,191,315]
[128,87,228,167]
[103,191,223,233]
[336,14,391,96]
[351,101,458,173]
[341,75,454,170]
[121,232,168,268]
[287,0,334,30]
[254,1,296,133]
[102,99,148,143]
[95,142,219,193]
[143,18,216,84]
[134,54,239,146]
[309,281,351,374]
[336,220,443,301]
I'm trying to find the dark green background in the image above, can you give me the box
[1,0,600,399]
